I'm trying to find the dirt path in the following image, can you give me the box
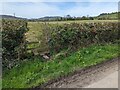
[43,58,118,88]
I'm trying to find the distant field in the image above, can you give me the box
[42,20,118,24]
[28,20,118,24]
[26,22,43,42]
[97,13,118,20]
[26,22,51,52]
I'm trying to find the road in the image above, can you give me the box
[43,58,118,88]
[85,71,118,88]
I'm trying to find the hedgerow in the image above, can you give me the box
[47,22,118,53]
[2,19,28,68]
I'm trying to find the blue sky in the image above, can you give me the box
[1,1,119,19]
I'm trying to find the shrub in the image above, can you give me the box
[2,19,28,68]
[48,22,118,53]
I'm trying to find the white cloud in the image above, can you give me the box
[66,2,118,17]
[0,3,3,14]
[2,2,64,18]
[1,2,118,18]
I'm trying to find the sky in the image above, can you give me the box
[0,0,119,19]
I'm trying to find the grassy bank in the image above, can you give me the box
[2,43,119,88]
[0,79,2,89]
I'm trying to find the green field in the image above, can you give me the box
[26,22,50,52]
[97,13,118,20]
[42,20,118,23]
[26,22,43,42]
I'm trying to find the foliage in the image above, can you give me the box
[48,22,118,53]
[2,19,28,68]
[97,12,118,20]
[0,79,2,90]
[2,43,119,88]
[25,20,117,55]
[28,12,118,22]
[2,19,119,88]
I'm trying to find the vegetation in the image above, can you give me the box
[2,19,28,69]
[26,22,44,42]
[26,20,118,51]
[2,13,119,88]
[97,12,118,20]
[1,12,118,22]
[0,79,2,89]
[48,22,118,53]
[28,12,118,22]
[2,43,119,88]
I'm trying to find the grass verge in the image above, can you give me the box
[0,79,2,90]
[2,43,119,88]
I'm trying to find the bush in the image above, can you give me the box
[2,19,28,68]
[48,22,118,53]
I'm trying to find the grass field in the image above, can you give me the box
[26,22,43,42]
[2,43,119,88]
[97,13,118,20]
[42,20,118,24]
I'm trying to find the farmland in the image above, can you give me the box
[96,12,118,20]
[2,19,119,88]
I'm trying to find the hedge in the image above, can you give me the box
[47,22,118,53]
[2,19,28,69]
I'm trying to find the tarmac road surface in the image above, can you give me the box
[43,58,119,88]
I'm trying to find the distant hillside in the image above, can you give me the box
[1,12,118,21]
[96,12,118,20]
[0,15,27,20]
[39,16,62,20]
[29,16,63,21]
[29,12,118,21]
